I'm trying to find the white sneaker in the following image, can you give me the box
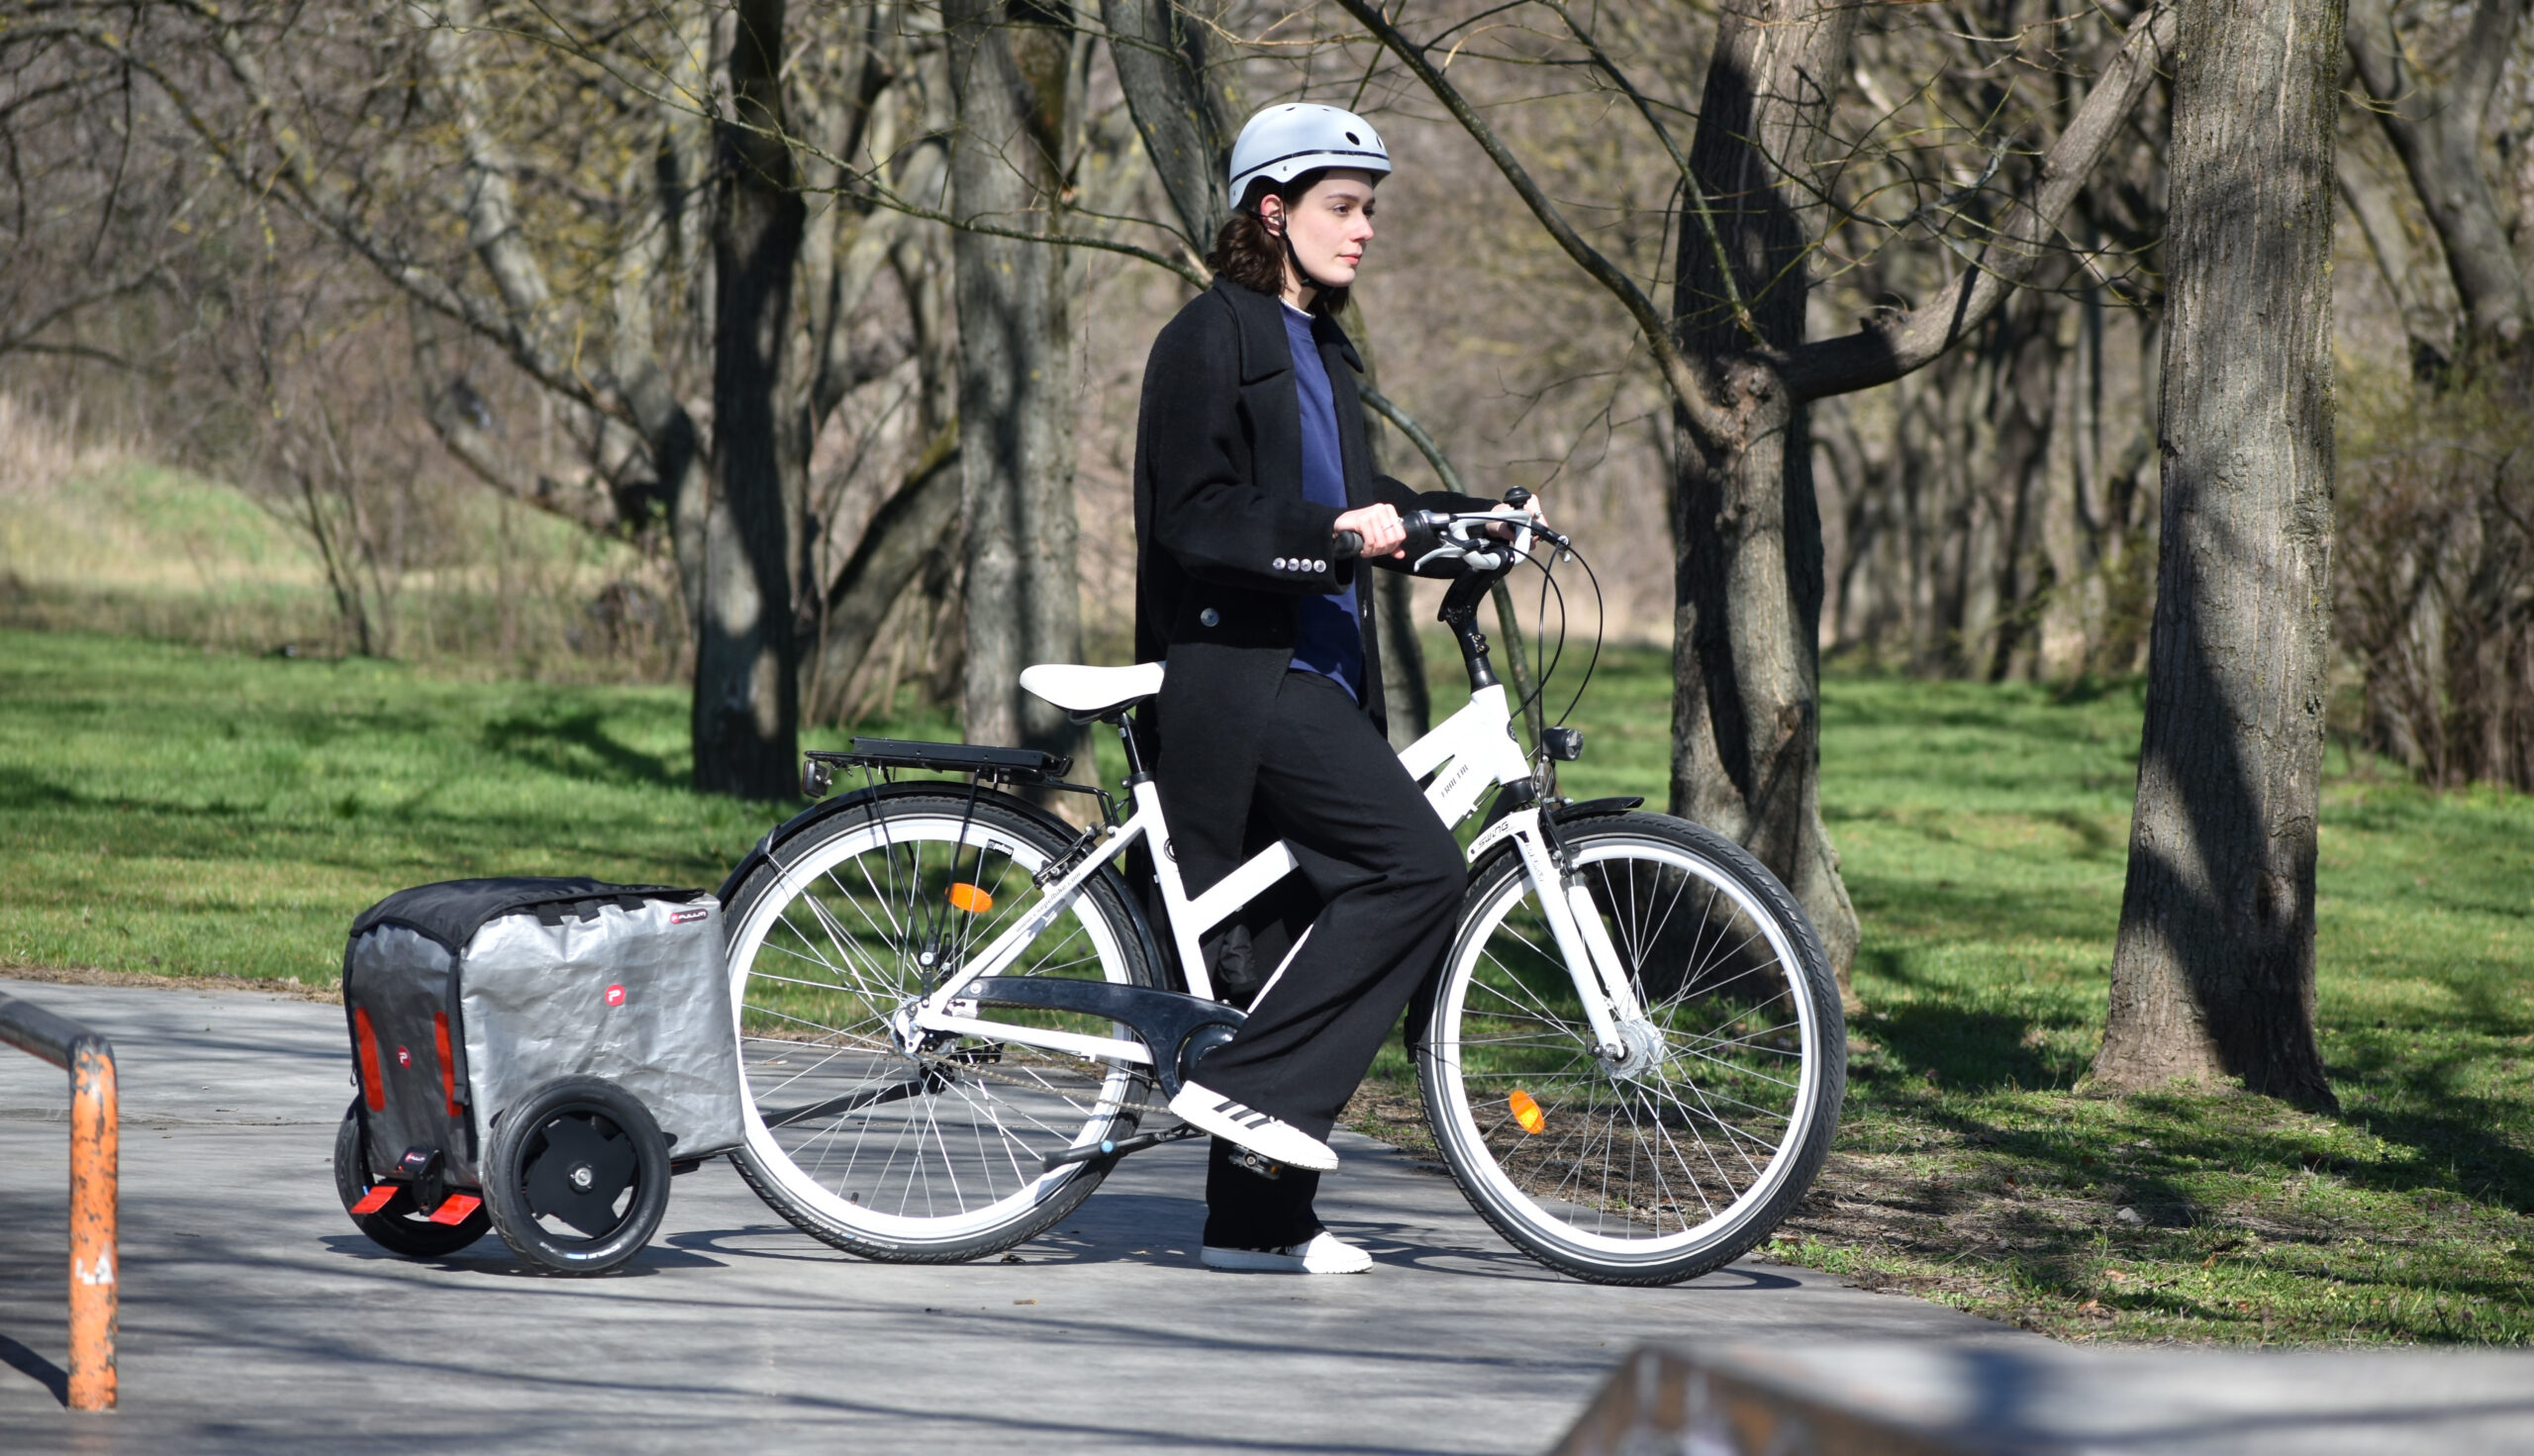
[1168,1081,1339,1171]
[1202,1231,1374,1274]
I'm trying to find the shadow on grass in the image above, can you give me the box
[2330,1038,2534,1217]
[1864,1003,2087,1095]
[0,767,79,812]
[482,708,675,789]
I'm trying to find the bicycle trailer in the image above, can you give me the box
[332,876,742,1275]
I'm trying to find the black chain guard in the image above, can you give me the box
[965,978,1244,1097]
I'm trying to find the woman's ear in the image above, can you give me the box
[1256,196,1284,237]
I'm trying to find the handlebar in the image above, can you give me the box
[1329,506,1565,574]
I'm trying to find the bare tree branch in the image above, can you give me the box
[1359,384,1466,495]
[1783,0,2177,401]
[1331,0,1736,439]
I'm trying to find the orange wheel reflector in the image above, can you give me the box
[947,883,995,915]
[348,1185,397,1216]
[1510,1090,1546,1135]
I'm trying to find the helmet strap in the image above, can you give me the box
[1263,198,1338,304]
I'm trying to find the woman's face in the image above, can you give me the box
[1267,169,1379,288]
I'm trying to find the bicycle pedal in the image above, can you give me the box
[1228,1148,1286,1181]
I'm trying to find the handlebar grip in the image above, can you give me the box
[1331,529,1365,561]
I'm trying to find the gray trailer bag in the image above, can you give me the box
[342,878,744,1187]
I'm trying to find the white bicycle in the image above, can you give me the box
[715,506,1844,1285]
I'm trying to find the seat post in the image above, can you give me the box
[1114,713,1148,777]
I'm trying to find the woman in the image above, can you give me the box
[1131,104,1539,1274]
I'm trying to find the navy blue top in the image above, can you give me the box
[1282,304,1364,699]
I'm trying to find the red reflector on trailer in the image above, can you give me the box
[434,1012,462,1118]
[353,1007,386,1113]
[426,1193,482,1225]
[349,1185,397,1215]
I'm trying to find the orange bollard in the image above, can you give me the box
[67,1041,117,1412]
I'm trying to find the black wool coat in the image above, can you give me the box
[1132,276,1484,894]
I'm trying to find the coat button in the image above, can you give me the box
[1313,559,1327,572]
[1273,557,1288,570]
[1199,608,1219,628]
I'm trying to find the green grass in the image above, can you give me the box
[1,458,665,671]
[1430,649,2532,1345]
[0,628,930,980]
[4,624,2530,1343]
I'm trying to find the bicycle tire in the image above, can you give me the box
[1417,812,1844,1285]
[481,1075,671,1277]
[332,1103,492,1258]
[722,790,1158,1262]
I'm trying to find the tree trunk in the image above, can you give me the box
[1669,0,1865,986]
[2336,124,2458,379]
[946,0,1089,773]
[2345,0,2525,358]
[805,422,963,721]
[2093,0,2342,1110]
[693,0,809,798]
[1100,0,1244,247]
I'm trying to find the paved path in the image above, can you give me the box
[0,977,2015,1453]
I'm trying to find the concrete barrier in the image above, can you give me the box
[1552,1345,2001,1456]
[1552,1340,2534,1455]
[0,990,117,1412]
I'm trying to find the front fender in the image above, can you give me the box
[1463,793,1646,870]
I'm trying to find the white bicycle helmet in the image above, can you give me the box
[1227,103,1391,211]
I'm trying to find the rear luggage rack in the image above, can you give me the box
[804,738,1071,791]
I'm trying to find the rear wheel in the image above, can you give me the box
[722,791,1157,1263]
[1418,813,1844,1285]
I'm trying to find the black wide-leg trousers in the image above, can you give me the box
[1191,670,1467,1249]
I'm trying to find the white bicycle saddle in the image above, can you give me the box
[1019,662,1165,718]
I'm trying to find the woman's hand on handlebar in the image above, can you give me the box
[1485,494,1548,541]
[1332,504,1407,559]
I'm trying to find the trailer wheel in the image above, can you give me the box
[333,1103,491,1258]
[482,1077,669,1276]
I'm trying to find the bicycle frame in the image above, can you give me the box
[904,528,1649,1071]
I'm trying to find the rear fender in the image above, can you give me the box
[717,779,1167,987]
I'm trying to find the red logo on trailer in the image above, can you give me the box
[396,1046,411,1067]
[605,985,626,1007]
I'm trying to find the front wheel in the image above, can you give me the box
[1417,813,1844,1285]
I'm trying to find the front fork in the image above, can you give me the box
[1503,808,1649,1065]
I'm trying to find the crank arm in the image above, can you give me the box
[922,977,1243,1099]
[1039,1121,1204,1172]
